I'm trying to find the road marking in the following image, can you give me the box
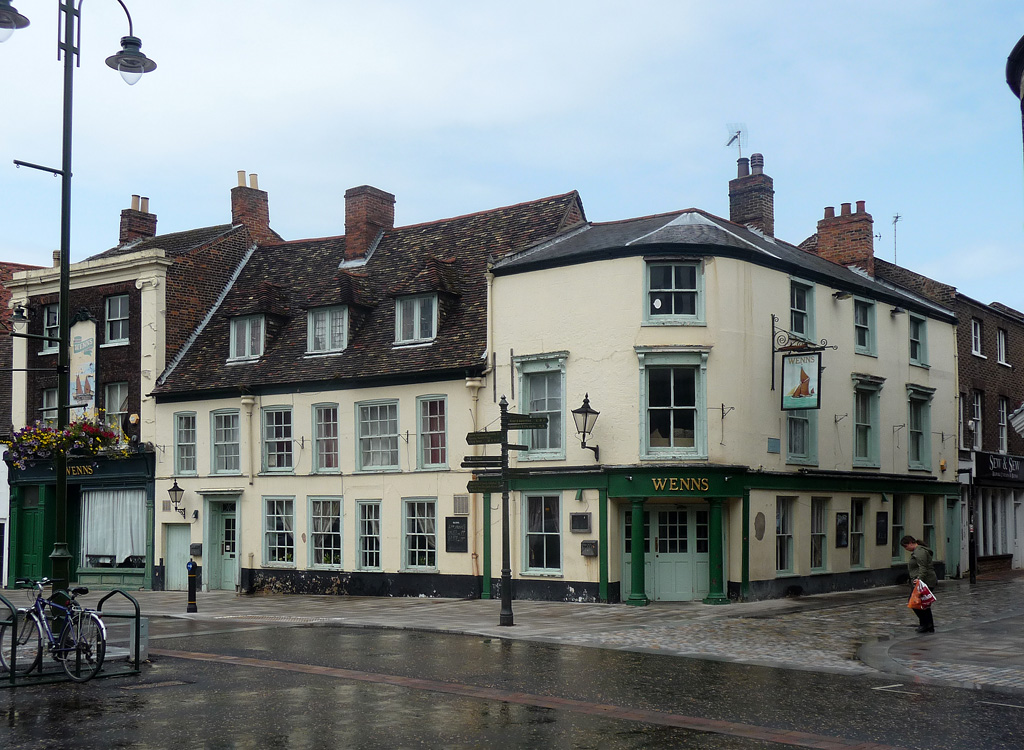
[151,647,910,750]
[872,684,920,695]
[977,700,1024,709]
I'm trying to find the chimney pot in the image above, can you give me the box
[824,206,835,219]
[131,194,141,211]
[119,196,157,244]
[750,153,764,175]
[140,197,149,213]
[237,170,246,187]
[856,200,866,213]
[727,155,774,237]
[52,250,60,268]
[737,157,750,178]
[249,173,259,190]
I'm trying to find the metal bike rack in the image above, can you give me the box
[0,588,144,687]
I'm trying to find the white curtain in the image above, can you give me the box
[81,488,146,566]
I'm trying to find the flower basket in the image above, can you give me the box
[2,417,124,469]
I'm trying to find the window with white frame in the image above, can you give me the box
[404,499,436,569]
[307,306,347,354]
[852,375,883,467]
[313,404,339,472]
[850,499,866,567]
[999,397,1009,454]
[790,280,814,340]
[972,391,983,450]
[80,488,146,568]
[525,494,561,573]
[104,381,128,433]
[518,355,565,459]
[41,388,57,427]
[264,497,295,565]
[810,497,828,571]
[358,501,382,570]
[262,408,293,471]
[357,400,399,470]
[395,294,437,344]
[105,294,129,344]
[639,348,707,459]
[909,314,928,366]
[417,396,447,468]
[971,318,983,356]
[776,497,794,574]
[174,412,197,475]
[229,315,264,361]
[309,496,342,567]
[212,410,241,474]
[998,328,1009,365]
[907,385,934,470]
[854,299,875,355]
[786,410,817,465]
[42,304,59,353]
[891,495,906,559]
[645,261,703,324]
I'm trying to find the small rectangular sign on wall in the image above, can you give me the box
[781,351,822,411]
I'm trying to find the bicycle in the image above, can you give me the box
[0,577,107,682]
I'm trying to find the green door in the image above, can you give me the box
[946,499,961,578]
[165,524,191,591]
[208,502,237,591]
[622,506,710,601]
[15,486,48,582]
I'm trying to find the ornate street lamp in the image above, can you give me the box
[2,1,156,592]
[571,393,600,461]
[168,480,186,520]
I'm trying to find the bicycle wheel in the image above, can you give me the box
[59,611,106,682]
[0,610,42,676]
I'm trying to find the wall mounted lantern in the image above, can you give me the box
[168,479,186,520]
[571,393,600,461]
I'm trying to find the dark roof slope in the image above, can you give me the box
[155,191,585,395]
[86,224,235,261]
[493,208,955,323]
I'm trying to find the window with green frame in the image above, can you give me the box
[174,412,197,475]
[403,498,436,569]
[852,374,884,467]
[516,353,566,460]
[309,496,342,568]
[906,384,934,471]
[850,498,866,568]
[853,298,876,355]
[264,496,295,566]
[417,395,447,469]
[638,348,708,459]
[786,409,818,465]
[644,260,704,325]
[810,497,828,571]
[524,494,561,573]
[909,314,928,367]
[790,279,815,341]
[776,497,794,574]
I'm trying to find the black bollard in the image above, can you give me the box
[186,560,198,613]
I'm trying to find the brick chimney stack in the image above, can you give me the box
[728,152,774,237]
[231,171,274,243]
[119,194,157,244]
[344,185,395,262]
[815,200,875,276]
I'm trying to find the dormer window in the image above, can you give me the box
[395,294,436,344]
[307,306,348,354]
[229,315,264,361]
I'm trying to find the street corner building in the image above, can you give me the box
[144,157,964,604]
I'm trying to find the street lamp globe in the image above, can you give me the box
[105,34,156,85]
[0,0,30,43]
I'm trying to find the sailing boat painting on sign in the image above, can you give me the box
[781,352,822,410]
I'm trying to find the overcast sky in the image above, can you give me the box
[2,1,1024,310]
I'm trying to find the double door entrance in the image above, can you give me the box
[622,504,710,601]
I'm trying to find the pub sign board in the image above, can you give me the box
[781,351,822,411]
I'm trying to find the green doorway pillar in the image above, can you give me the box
[626,497,648,606]
[703,497,729,604]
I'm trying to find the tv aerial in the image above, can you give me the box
[725,124,748,159]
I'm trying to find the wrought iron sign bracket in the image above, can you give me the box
[771,314,837,391]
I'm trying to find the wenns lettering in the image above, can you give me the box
[651,477,709,492]
[66,464,94,476]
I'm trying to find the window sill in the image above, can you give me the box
[809,569,830,575]
[642,318,705,327]
[310,565,344,571]
[517,453,565,462]
[38,349,58,356]
[910,361,930,370]
[854,350,878,358]
[641,452,706,462]
[354,467,400,474]
[852,461,881,470]
[392,340,435,349]
[417,465,450,472]
[972,352,987,359]
[100,341,129,349]
[786,458,818,467]
[774,571,799,578]
[998,360,1012,369]
[311,469,342,476]
[401,568,438,574]
[211,471,243,477]
[521,571,563,578]
[227,357,262,365]
[263,563,296,569]
[304,350,347,358]
[259,470,295,476]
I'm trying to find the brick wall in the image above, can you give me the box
[0,262,42,437]
[814,202,874,276]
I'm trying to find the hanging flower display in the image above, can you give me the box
[2,416,125,469]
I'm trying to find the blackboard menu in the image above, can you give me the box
[445,517,468,553]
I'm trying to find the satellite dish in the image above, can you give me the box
[725,123,748,159]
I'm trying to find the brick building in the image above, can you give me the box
[4,173,279,589]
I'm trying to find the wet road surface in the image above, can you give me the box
[3,623,1023,749]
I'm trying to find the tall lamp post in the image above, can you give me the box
[0,0,155,591]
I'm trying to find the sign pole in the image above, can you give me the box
[498,396,514,626]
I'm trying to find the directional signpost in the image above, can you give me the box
[464,396,547,627]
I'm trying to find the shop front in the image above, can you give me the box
[6,451,155,589]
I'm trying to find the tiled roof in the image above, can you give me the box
[492,209,956,322]
[86,224,236,261]
[155,192,584,395]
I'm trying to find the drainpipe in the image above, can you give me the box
[466,376,485,580]
[241,395,256,485]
